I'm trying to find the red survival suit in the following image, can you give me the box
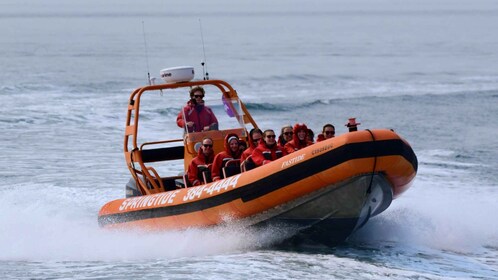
[251,141,286,166]
[241,131,260,162]
[187,146,214,186]
[211,133,242,181]
[284,123,313,154]
[177,100,218,133]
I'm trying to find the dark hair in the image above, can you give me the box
[307,128,314,138]
[322,123,335,133]
[249,128,263,138]
[189,86,205,98]
[280,124,292,135]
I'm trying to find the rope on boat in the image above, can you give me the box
[365,129,378,194]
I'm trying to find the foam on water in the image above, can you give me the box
[348,149,498,277]
[0,183,293,262]
[1,148,496,276]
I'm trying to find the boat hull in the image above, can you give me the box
[252,174,393,246]
[99,129,417,246]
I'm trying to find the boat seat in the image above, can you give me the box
[182,164,213,188]
[241,156,256,172]
[140,146,184,163]
[198,164,212,185]
[222,159,241,178]
[160,176,184,191]
[215,157,234,180]
[182,172,191,188]
[222,157,234,166]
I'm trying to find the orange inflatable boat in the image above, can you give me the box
[98,67,417,246]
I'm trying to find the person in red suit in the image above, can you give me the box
[317,124,335,142]
[284,123,313,154]
[251,129,286,166]
[177,86,218,133]
[187,137,214,186]
[277,124,293,149]
[241,128,263,162]
[211,133,242,181]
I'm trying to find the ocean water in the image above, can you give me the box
[1,0,498,279]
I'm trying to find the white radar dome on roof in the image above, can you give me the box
[160,66,195,83]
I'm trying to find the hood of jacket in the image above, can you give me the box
[292,123,309,149]
[223,133,242,158]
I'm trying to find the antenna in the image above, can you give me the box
[199,19,209,80]
[142,21,151,85]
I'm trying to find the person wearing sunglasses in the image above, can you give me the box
[317,124,335,142]
[241,128,263,162]
[187,137,215,186]
[176,86,219,133]
[211,133,242,181]
[284,123,313,154]
[251,129,287,167]
[277,125,293,149]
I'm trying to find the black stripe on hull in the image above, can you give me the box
[99,138,417,226]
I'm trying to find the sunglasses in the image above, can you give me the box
[325,131,335,135]
[253,138,261,142]
[266,135,276,139]
[284,132,293,136]
[203,144,213,148]
[194,95,204,98]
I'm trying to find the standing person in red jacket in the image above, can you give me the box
[251,129,286,166]
[211,133,242,181]
[187,137,215,186]
[177,86,218,133]
[284,123,313,154]
[241,128,263,162]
